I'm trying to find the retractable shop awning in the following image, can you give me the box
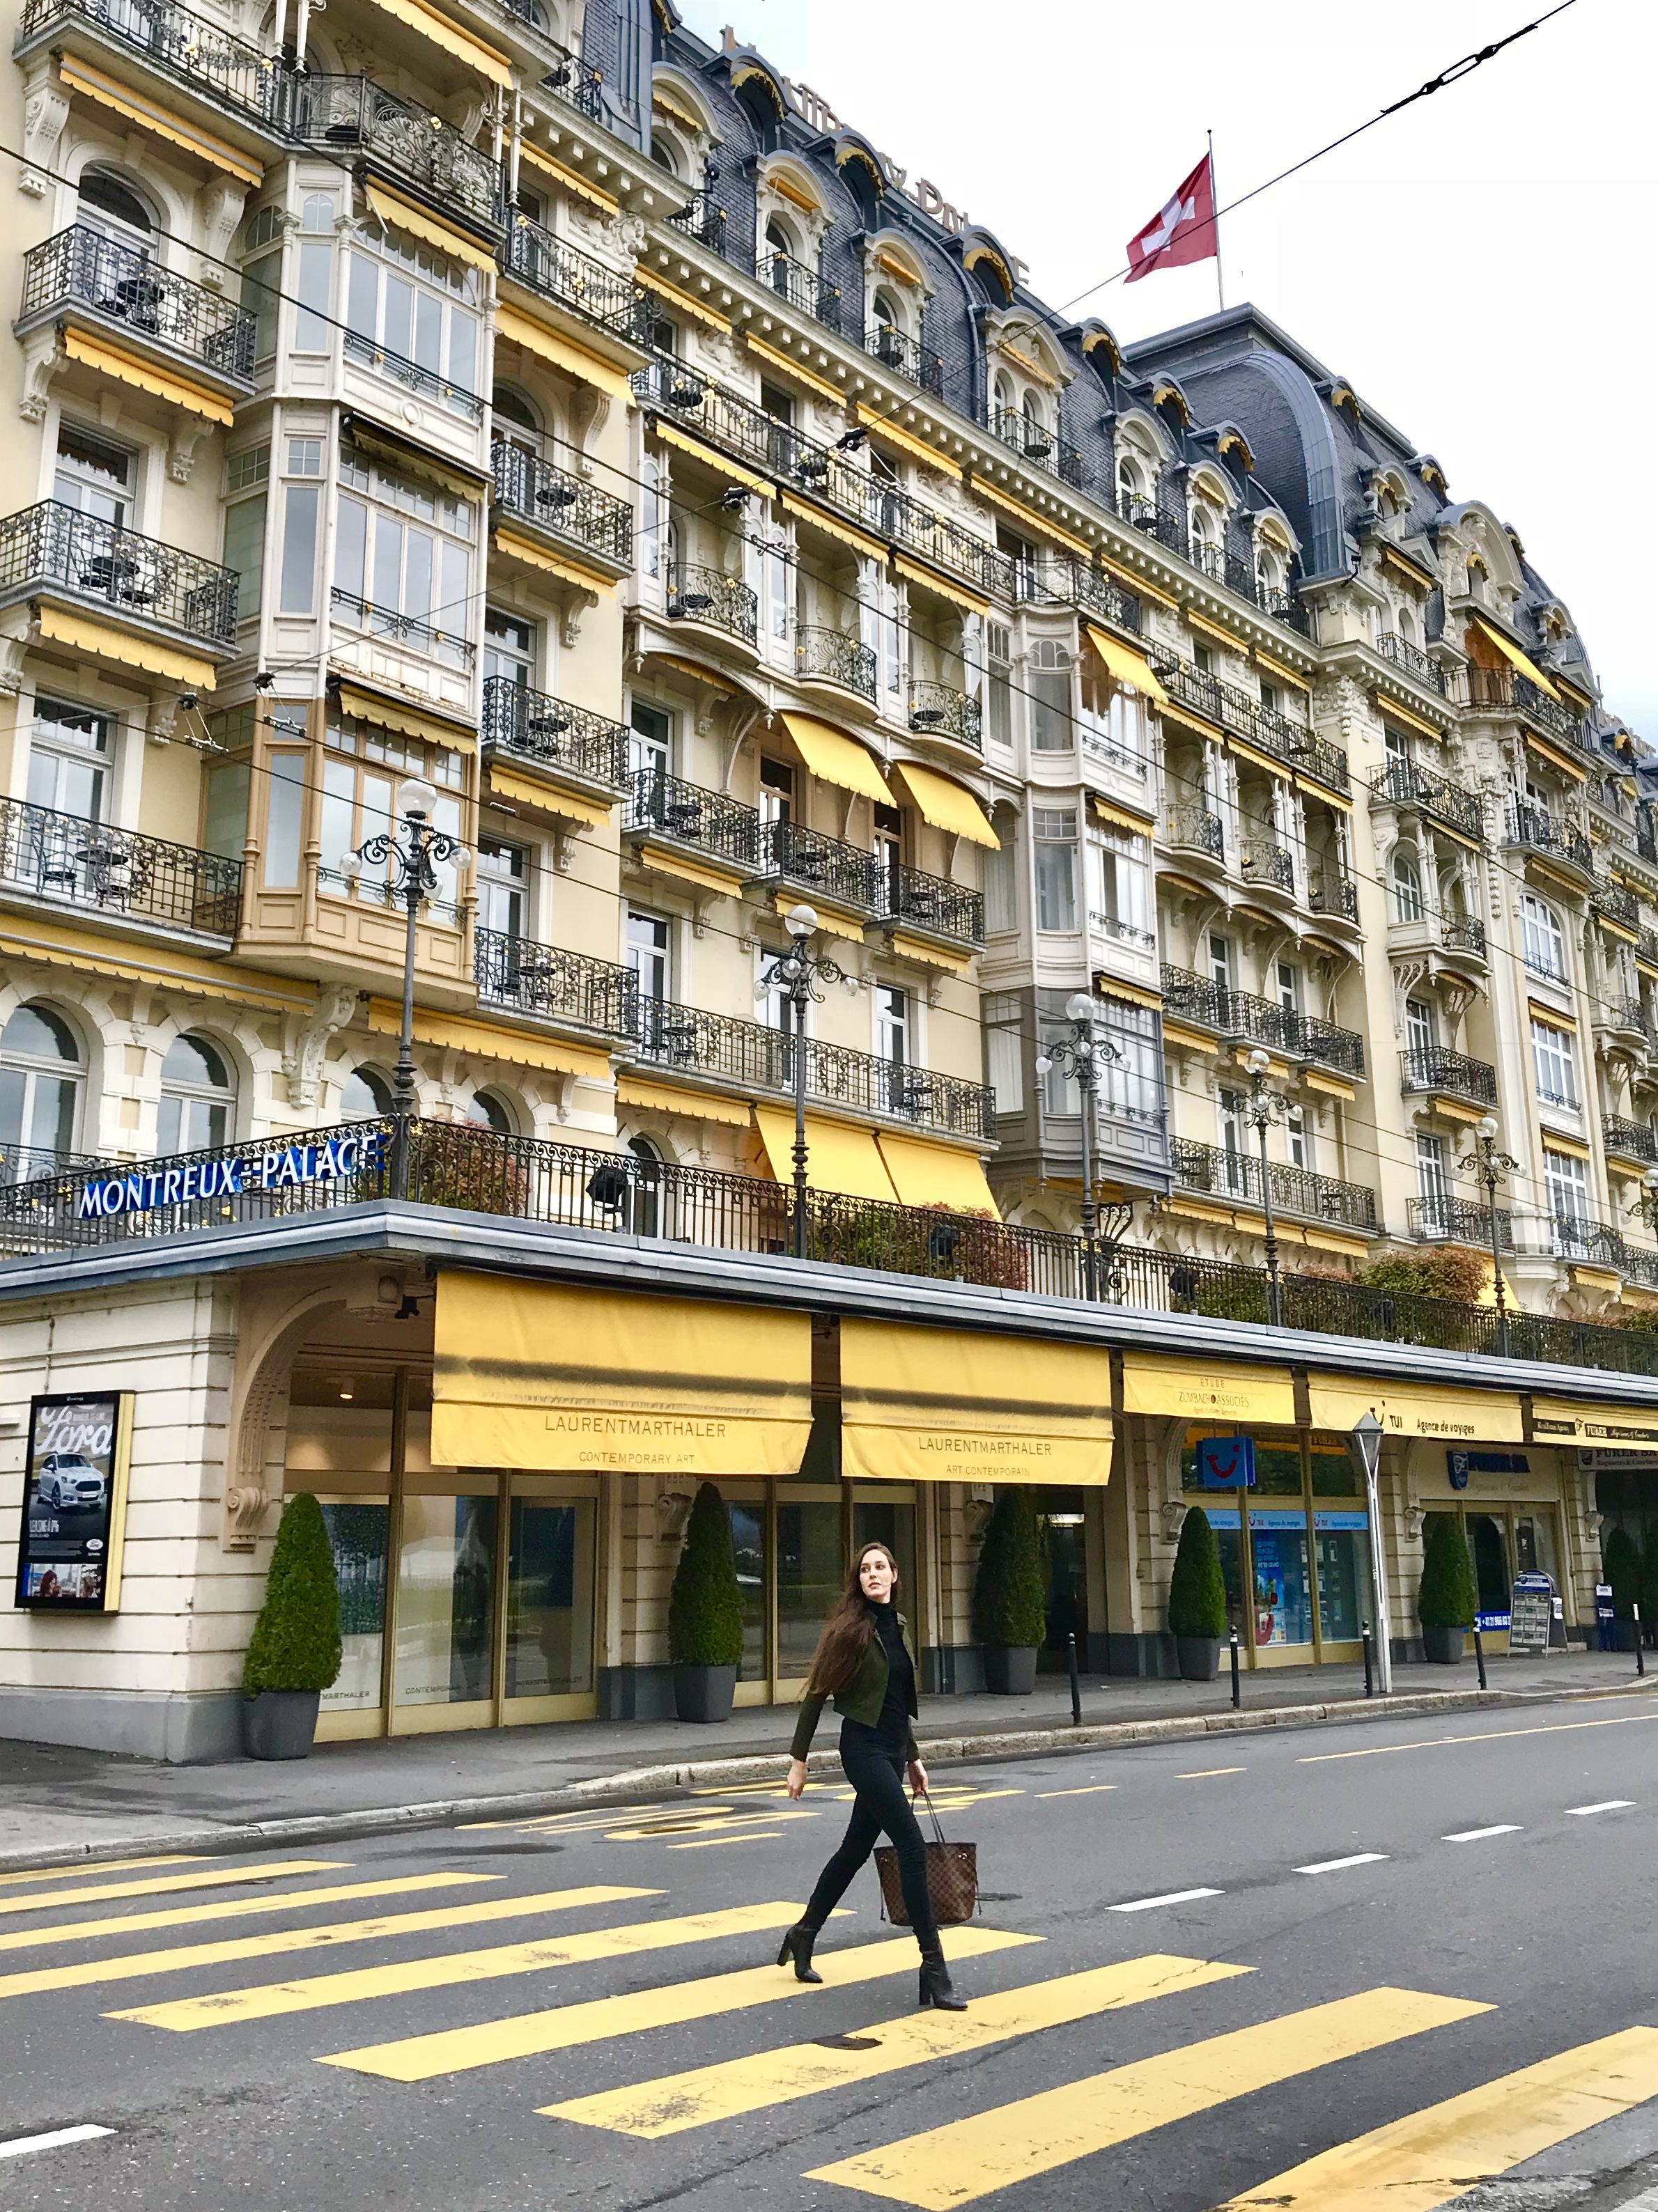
[1119,1353,1296,1427]
[1306,1373,1524,1444]
[1530,1398,1658,1447]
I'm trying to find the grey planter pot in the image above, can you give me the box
[242,1689,320,1760]
[673,1662,737,1722]
[1175,1635,1222,1682]
[1421,1623,1464,1665]
[982,1645,1038,1695]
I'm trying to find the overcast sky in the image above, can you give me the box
[672,0,1655,737]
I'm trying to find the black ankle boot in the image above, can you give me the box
[777,1923,823,1984]
[917,1942,967,2011]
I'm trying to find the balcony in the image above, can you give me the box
[343,329,481,421]
[1605,1116,1658,1163]
[1440,914,1489,960]
[295,75,504,240]
[490,442,632,572]
[633,999,993,1140]
[986,404,1087,490]
[1064,559,1142,635]
[1306,873,1360,924]
[1371,760,1487,845]
[0,1142,102,1190]
[1551,1208,1636,1272]
[499,212,653,344]
[1410,1194,1514,1250]
[1163,659,1224,726]
[624,768,759,874]
[1593,883,1641,930]
[906,682,982,751]
[1239,842,1295,895]
[0,501,236,648]
[1400,1045,1498,1107]
[330,587,474,669]
[0,795,242,942]
[1163,659,1349,797]
[795,625,876,704]
[665,563,757,648]
[1459,663,1588,751]
[865,324,944,397]
[1258,586,1311,635]
[1593,996,1651,1048]
[1161,805,1224,862]
[1505,802,1595,884]
[18,0,294,145]
[20,226,256,394]
[481,676,630,807]
[536,56,606,123]
[667,190,730,258]
[1376,632,1446,693]
[748,818,882,915]
[755,251,841,334]
[1171,1137,1377,1232]
[879,862,984,949]
[1160,964,1366,1077]
[474,928,636,1038]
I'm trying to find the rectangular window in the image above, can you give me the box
[983,991,1023,1115]
[1209,933,1232,991]
[202,759,251,861]
[279,483,320,612]
[759,757,792,825]
[477,839,527,938]
[1029,642,1072,752]
[1286,1103,1310,1171]
[1544,1147,1588,1225]
[1531,1018,1579,1108]
[335,494,368,604]
[986,622,1012,747]
[221,494,266,621]
[1416,1132,1447,1202]
[1033,807,1077,932]
[27,697,110,821]
[486,607,536,691]
[628,910,671,1002]
[1521,894,1566,980]
[295,241,332,350]
[984,817,1016,934]
[287,437,323,476]
[1276,961,1299,1014]
[1405,998,1435,1055]
[876,984,908,1066]
[226,444,270,493]
[244,250,282,364]
[345,242,479,406]
[320,755,357,884]
[263,750,307,887]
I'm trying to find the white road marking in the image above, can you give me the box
[1442,1824,1522,1842]
[1294,1853,1389,1874]
[0,2126,114,2160]
[1567,1800,1635,1816]
[1107,1887,1222,1913]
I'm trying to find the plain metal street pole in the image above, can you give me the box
[1351,1410,1393,1695]
[1244,1047,1283,1327]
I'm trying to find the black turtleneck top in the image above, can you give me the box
[842,1600,915,1758]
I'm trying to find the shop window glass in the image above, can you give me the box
[505,1497,596,1698]
[1198,1504,1246,1637]
[395,1493,498,1706]
[1314,1511,1372,1644]
[1464,1510,1510,1617]
[776,1498,843,1680]
[727,1493,768,1681]
[1249,1509,1313,1646]
[1252,1443,1303,1495]
[854,1499,916,1628]
[320,1502,389,1711]
[1035,1493,1087,1660]
[1309,1442,1358,1496]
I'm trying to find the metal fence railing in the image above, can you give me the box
[0,795,242,937]
[21,226,256,381]
[0,501,238,644]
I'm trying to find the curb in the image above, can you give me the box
[3,1676,1651,1877]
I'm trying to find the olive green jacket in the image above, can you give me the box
[790,1612,920,1763]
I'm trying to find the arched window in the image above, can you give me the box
[992,371,1014,416]
[650,135,682,178]
[1521,892,1566,980]
[871,285,905,338]
[628,1132,662,1236]
[1029,639,1073,753]
[467,1090,513,1132]
[78,167,154,245]
[157,1034,233,1152]
[1399,603,1418,646]
[764,216,796,273]
[341,1066,394,1118]
[492,384,540,453]
[0,1004,83,1176]
[1392,850,1425,923]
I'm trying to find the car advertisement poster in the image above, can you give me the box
[13,1391,134,1612]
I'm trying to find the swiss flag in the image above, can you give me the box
[1125,155,1218,283]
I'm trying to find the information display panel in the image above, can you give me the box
[13,1391,133,1612]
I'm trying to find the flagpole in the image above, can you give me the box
[1209,128,1225,311]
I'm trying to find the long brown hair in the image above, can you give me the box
[805,1543,900,1697]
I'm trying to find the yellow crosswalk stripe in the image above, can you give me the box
[548,1953,1252,2139]
[0,1871,496,1961]
[805,1987,1493,2209]
[114,1899,823,2032]
[0,1855,204,1888]
[0,1860,347,1918]
[1214,2026,1658,2211]
[0,1885,649,2006]
[321,1924,1023,2083]
[604,1814,813,1841]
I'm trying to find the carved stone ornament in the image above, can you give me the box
[1161,1497,1189,1541]
[656,1486,695,1541]
[283,981,360,1109]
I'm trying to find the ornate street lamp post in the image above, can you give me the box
[756,903,851,1259]
[1036,992,1133,1301]
[1459,1112,1519,1358]
[1243,1046,1284,1327]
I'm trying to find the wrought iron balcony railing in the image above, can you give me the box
[535,57,605,123]
[1160,965,1366,1075]
[474,927,637,1036]
[19,0,293,134]
[1064,558,1142,634]
[1400,1045,1498,1105]
[986,404,1087,489]
[0,795,242,937]
[624,768,759,871]
[0,501,237,643]
[1162,806,1224,859]
[880,862,983,945]
[481,676,630,793]
[667,190,729,257]
[491,441,631,566]
[906,682,982,750]
[865,324,944,396]
[21,226,255,382]
[749,818,883,913]
[1163,658,1224,724]
[1162,658,1349,794]
[1459,662,1588,748]
[1593,882,1640,929]
[755,251,841,333]
[1441,914,1489,956]
[795,625,876,702]
[0,1142,102,1190]
[343,327,481,419]
[665,562,757,646]
[1307,873,1359,921]
[1409,1194,1514,1249]
[500,211,653,342]
[295,75,504,235]
[1240,843,1294,892]
[331,586,474,668]
[1551,1208,1634,1270]
[1190,540,1225,584]
[1258,586,1312,635]
[1505,802,1594,878]
[1370,759,1487,843]
[1595,996,1651,1041]
[1171,1137,1377,1231]
[1604,1114,1658,1162]
[1376,632,1446,692]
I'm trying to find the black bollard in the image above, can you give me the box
[1361,1619,1374,1699]
[1473,1626,1487,1690]
[1229,1625,1241,1711]
[1067,1631,1082,1727]
[1638,1602,1648,1679]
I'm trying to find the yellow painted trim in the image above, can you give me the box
[1525,732,1588,785]
[62,326,233,424]
[1254,649,1310,693]
[1099,553,1177,609]
[364,183,496,274]
[337,682,474,752]
[855,404,962,481]
[646,271,731,334]
[1185,609,1240,654]
[1303,1070,1356,1101]
[1540,1133,1593,1163]
[627,840,744,895]
[518,141,619,215]
[777,490,888,563]
[1158,701,1222,743]
[1089,795,1156,836]
[362,0,512,84]
[1160,1021,1220,1055]
[1375,694,1446,739]
[887,933,973,975]
[486,763,611,828]
[56,56,261,184]
[617,1077,750,1127]
[35,604,216,690]
[493,305,635,407]
[887,759,998,846]
[1471,611,1561,701]
[651,418,772,497]
[772,889,865,945]
[1094,977,1161,1011]
[1227,733,1294,786]
[745,334,846,407]
[492,527,619,591]
[1084,623,1168,707]
[369,1001,613,1082]
[891,553,989,620]
[968,474,1092,560]
[0,919,312,1010]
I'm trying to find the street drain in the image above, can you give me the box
[977,1892,1022,1902]
[812,2036,881,2050]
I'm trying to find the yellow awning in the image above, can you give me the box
[968,474,1092,561]
[1085,623,1168,706]
[1255,649,1310,694]
[1471,612,1560,702]
[1185,609,1239,655]
[56,56,262,185]
[1096,977,1162,1013]
[775,891,864,944]
[891,553,989,620]
[491,526,619,592]
[646,271,731,334]
[856,404,963,482]
[1159,701,1223,745]
[887,761,997,846]
[63,326,233,425]
[341,419,488,503]
[1306,1374,1524,1444]
[746,334,845,408]
[652,419,773,498]
[778,490,888,563]
[0,914,308,1009]
[364,182,496,275]
[840,1318,1113,1488]
[362,0,512,84]
[486,763,610,828]
[433,1274,812,1477]
[1539,1132,1592,1163]
[1227,733,1294,786]
[366,999,612,1082]
[753,1105,897,1202]
[647,652,738,695]
[876,1133,998,1215]
[1089,794,1155,835]
[1122,1353,1296,1426]
[336,683,475,753]
[36,604,216,690]
[779,711,892,804]
[616,1077,751,1128]
[1376,696,1443,740]
[1098,552,1177,610]
[627,840,745,895]
[493,304,636,408]
[518,142,619,215]
[1525,733,1588,784]
[1530,1397,1658,1447]
[653,85,708,134]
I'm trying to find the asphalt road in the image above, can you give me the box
[6,1695,1658,2212]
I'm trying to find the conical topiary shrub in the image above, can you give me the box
[973,1488,1046,1694]
[1168,1506,1227,1679]
[1605,1524,1644,1646]
[1418,1511,1475,1663]
[241,1490,341,1758]
[668,1481,744,1721]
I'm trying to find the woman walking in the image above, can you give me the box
[777,1541,967,2010]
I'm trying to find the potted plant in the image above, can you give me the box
[1418,1511,1475,1664]
[1168,1506,1227,1680]
[973,1488,1046,1695]
[1605,1524,1644,1651]
[241,1491,341,1759]
[668,1481,744,1722]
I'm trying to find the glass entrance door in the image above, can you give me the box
[1032,1490,1087,1671]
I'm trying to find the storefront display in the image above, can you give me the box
[318,1500,388,1711]
[14,1389,132,1612]
[1181,1427,1370,1664]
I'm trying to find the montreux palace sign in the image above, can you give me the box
[77,1130,386,1220]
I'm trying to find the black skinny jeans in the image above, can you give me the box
[801,1730,938,1949]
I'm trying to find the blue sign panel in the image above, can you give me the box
[1196,1435,1255,1490]
[77,1132,386,1221]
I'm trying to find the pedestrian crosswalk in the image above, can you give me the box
[3,1842,1657,2209]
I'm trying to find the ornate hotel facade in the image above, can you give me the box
[1,0,1657,1757]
